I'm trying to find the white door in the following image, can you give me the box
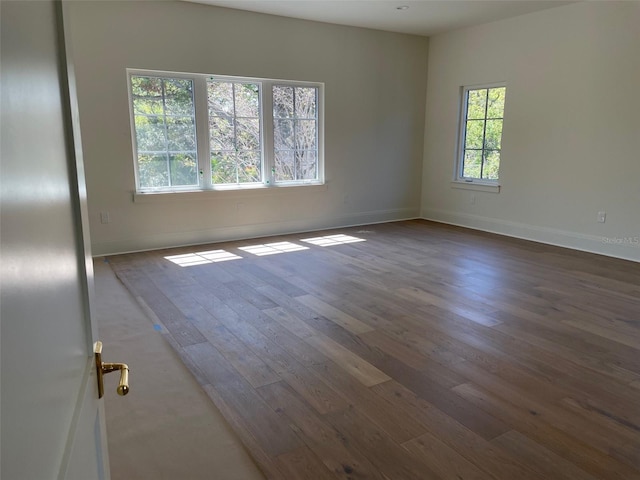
[1,1,111,479]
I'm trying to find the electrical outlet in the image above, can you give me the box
[100,211,110,224]
[470,194,476,205]
[597,211,606,223]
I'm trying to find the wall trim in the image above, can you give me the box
[93,207,418,256]
[422,208,639,263]
[132,183,328,203]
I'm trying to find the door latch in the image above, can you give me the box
[94,341,129,399]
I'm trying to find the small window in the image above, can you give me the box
[128,70,324,193]
[457,84,506,183]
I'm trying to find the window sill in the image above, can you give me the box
[133,183,328,203]
[451,181,500,193]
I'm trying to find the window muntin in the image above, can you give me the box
[131,76,198,189]
[128,70,323,193]
[273,86,319,182]
[458,85,506,182]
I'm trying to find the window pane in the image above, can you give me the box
[464,120,484,149]
[273,86,294,118]
[462,150,482,178]
[208,80,262,184]
[236,118,260,151]
[237,151,261,183]
[483,151,500,180]
[295,120,317,150]
[163,78,194,116]
[484,120,503,150]
[131,76,163,115]
[459,85,505,181]
[134,115,166,151]
[466,89,487,120]
[273,85,319,184]
[487,87,506,119]
[235,83,260,118]
[167,117,196,151]
[275,151,295,181]
[138,154,169,188]
[131,75,197,190]
[211,151,237,184]
[297,151,317,180]
[170,153,198,186]
[274,119,294,150]
[208,81,234,116]
[209,116,234,151]
[295,87,317,118]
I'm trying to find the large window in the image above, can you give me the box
[128,70,323,192]
[456,84,506,183]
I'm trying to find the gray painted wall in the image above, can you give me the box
[65,1,429,255]
[67,1,639,261]
[421,1,640,261]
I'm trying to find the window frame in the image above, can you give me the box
[454,82,506,187]
[272,84,321,183]
[127,68,324,193]
[128,71,200,192]
[206,78,265,187]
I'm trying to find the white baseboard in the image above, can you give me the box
[421,208,639,263]
[93,207,419,256]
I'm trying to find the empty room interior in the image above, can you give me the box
[64,0,639,478]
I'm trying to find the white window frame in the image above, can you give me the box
[127,68,325,193]
[205,77,264,188]
[128,71,200,192]
[453,82,505,192]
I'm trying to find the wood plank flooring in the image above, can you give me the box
[108,220,640,479]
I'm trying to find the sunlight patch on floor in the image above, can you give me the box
[239,241,309,256]
[164,249,242,267]
[300,234,366,247]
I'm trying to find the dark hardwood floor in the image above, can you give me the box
[108,220,640,479]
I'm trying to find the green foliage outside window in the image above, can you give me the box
[462,86,505,180]
[131,76,197,189]
[130,71,322,191]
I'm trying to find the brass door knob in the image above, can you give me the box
[94,341,130,399]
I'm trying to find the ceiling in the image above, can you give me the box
[186,0,575,37]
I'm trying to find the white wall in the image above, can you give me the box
[421,2,640,261]
[65,1,428,256]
